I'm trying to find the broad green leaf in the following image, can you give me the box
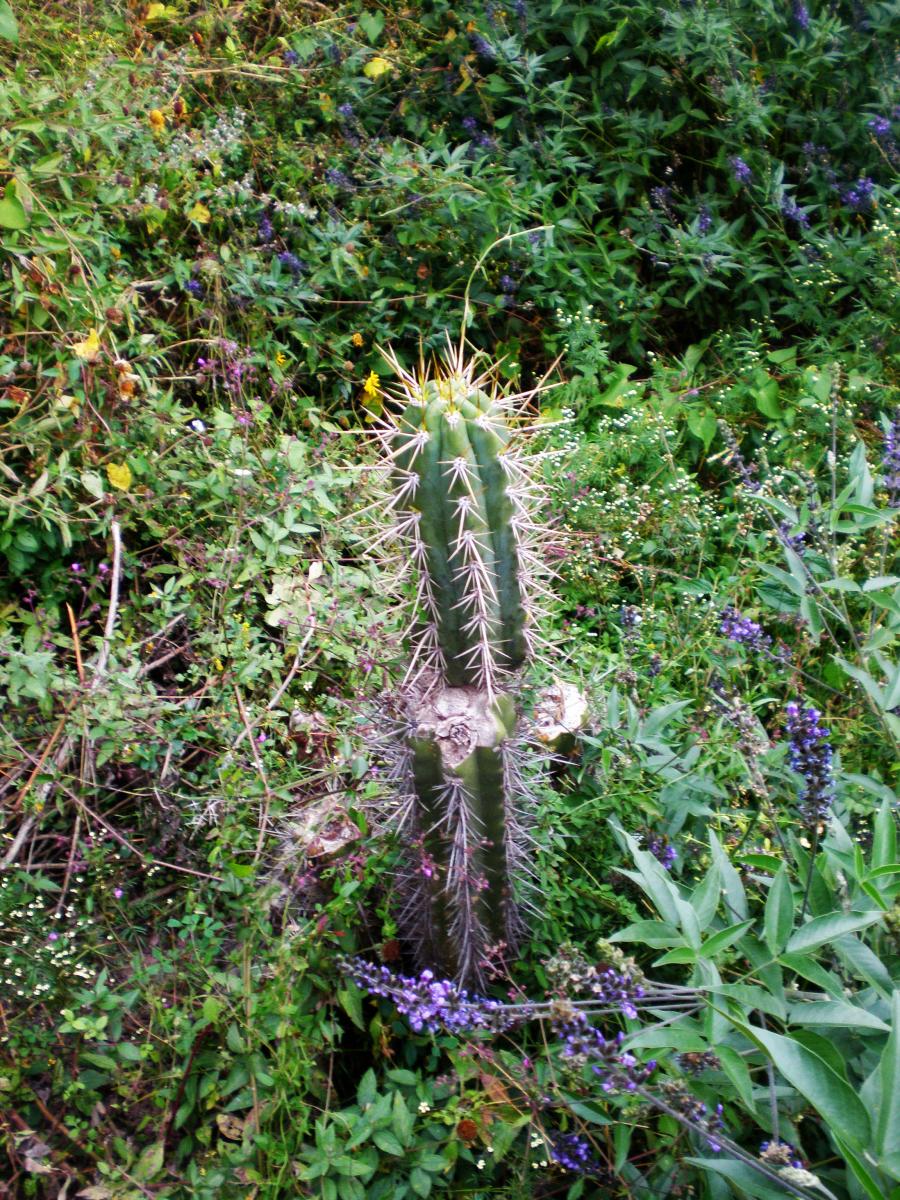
[133,1141,165,1182]
[372,1129,404,1156]
[609,919,680,948]
[764,866,793,956]
[787,1000,889,1032]
[833,1134,889,1200]
[686,1158,790,1200]
[711,831,747,921]
[691,861,722,931]
[0,182,27,229]
[0,1,18,44]
[698,919,754,958]
[739,1024,870,1148]
[875,992,900,1161]
[715,1044,754,1110]
[786,910,882,955]
[874,798,898,869]
[410,1168,432,1198]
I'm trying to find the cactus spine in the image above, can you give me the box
[370,341,550,984]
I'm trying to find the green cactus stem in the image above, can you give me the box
[395,677,531,984]
[372,345,548,694]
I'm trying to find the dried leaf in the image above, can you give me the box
[188,201,211,224]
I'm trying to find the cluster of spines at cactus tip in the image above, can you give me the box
[367,341,553,696]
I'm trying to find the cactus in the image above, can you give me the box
[367,340,553,985]
[372,342,549,695]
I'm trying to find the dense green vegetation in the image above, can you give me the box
[1,1,898,1197]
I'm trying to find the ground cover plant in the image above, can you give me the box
[0,0,898,1197]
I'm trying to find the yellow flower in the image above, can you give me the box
[362,370,380,399]
[148,108,166,132]
[188,201,211,224]
[145,2,168,19]
[351,332,364,347]
[275,351,286,366]
[106,461,133,491]
[213,657,225,673]
[72,328,101,362]
[363,56,391,79]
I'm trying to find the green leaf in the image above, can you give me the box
[117,1041,144,1061]
[786,910,882,955]
[875,992,900,1161]
[0,182,27,229]
[410,1168,432,1198]
[372,1129,404,1156]
[691,861,722,931]
[739,1025,871,1148]
[338,985,365,1031]
[391,1091,412,1146]
[0,1,18,43]
[358,10,385,42]
[698,919,754,958]
[715,1044,754,1109]
[874,798,897,869]
[833,1134,889,1200]
[357,1069,377,1108]
[686,1158,790,1200]
[787,1000,890,1032]
[764,866,793,956]
[133,1141,165,1182]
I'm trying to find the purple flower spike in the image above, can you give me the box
[785,702,834,827]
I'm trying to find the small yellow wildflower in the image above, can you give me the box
[275,351,286,366]
[362,371,380,399]
[72,328,101,362]
[213,657,225,673]
[148,108,166,132]
[351,332,364,348]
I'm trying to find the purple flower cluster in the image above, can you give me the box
[760,1140,805,1170]
[469,32,495,61]
[883,409,900,507]
[554,1007,656,1093]
[645,833,677,871]
[729,156,753,185]
[697,204,713,234]
[720,607,771,653]
[283,49,299,66]
[461,116,495,152]
[185,278,203,297]
[325,167,356,191]
[620,605,642,640]
[780,196,810,227]
[258,213,274,242]
[659,1081,724,1152]
[785,702,834,826]
[840,176,875,212]
[550,1132,600,1174]
[342,959,512,1034]
[721,425,761,491]
[792,2,810,30]
[277,251,305,276]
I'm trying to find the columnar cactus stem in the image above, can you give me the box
[367,340,555,984]
[373,343,548,695]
